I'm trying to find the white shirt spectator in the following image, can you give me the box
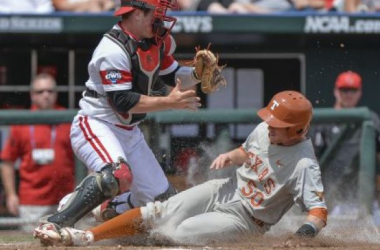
[0,0,54,13]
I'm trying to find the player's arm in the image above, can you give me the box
[159,65,200,90]
[283,208,327,247]
[103,51,200,114]
[109,79,201,114]
[291,162,328,238]
[295,208,327,237]
[210,146,248,170]
[159,35,200,90]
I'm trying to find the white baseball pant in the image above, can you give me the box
[70,114,169,211]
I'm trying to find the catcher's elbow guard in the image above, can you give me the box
[175,66,200,90]
[295,222,319,237]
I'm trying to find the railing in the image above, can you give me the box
[0,107,375,226]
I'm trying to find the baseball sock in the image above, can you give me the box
[90,207,144,241]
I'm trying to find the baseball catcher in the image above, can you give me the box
[192,45,227,94]
[33,0,229,244]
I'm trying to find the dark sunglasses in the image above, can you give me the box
[338,88,359,93]
[33,89,56,94]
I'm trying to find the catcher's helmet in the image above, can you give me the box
[257,91,312,139]
[115,0,178,46]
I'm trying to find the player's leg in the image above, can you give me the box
[35,115,132,231]
[115,127,176,212]
[141,177,237,234]
[54,178,236,246]
[52,207,143,246]
[172,198,265,244]
[91,126,177,221]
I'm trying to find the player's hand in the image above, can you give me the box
[210,153,234,170]
[167,79,201,111]
[6,194,19,216]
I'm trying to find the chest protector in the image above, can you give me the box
[104,29,165,124]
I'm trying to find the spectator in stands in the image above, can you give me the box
[52,0,115,12]
[227,0,292,13]
[0,73,75,232]
[198,0,292,13]
[290,0,333,11]
[0,0,54,13]
[344,0,380,12]
[177,0,202,11]
[310,70,380,217]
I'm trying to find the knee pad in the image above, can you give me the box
[154,183,177,202]
[100,157,133,196]
[113,157,133,193]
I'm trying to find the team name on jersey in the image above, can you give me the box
[241,151,276,207]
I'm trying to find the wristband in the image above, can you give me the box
[192,67,200,81]
[295,222,318,237]
[175,66,200,90]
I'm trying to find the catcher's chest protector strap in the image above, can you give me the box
[104,29,165,64]
[104,29,165,92]
[104,29,165,124]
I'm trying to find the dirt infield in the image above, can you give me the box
[1,232,380,250]
[1,216,380,250]
[1,176,379,250]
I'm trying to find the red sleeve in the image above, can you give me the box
[161,55,175,71]
[160,35,177,72]
[1,126,23,162]
[162,35,175,56]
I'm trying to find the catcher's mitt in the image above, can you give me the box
[193,45,226,94]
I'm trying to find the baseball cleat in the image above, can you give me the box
[60,227,94,246]
[33,222,62,246]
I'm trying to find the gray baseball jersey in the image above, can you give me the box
[141,122,326,244]
[237,122,326,225]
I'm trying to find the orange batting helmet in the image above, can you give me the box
[257,91,313,139]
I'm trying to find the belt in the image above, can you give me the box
[243,205,264,227]
[84,88,135,131]
[115,124,135,131]
[84,88,103,98]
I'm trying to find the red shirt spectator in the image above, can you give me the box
[0,73,75,232]
[1,105,74,205]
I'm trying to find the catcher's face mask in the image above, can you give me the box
[115,0,177,46]
[151,0,177,46]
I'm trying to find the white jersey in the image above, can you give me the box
[78,22,178,126]
[237,122,326,225]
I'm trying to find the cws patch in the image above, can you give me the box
[100,70,132,85]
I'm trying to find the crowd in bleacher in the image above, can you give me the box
[0,0,379,14]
